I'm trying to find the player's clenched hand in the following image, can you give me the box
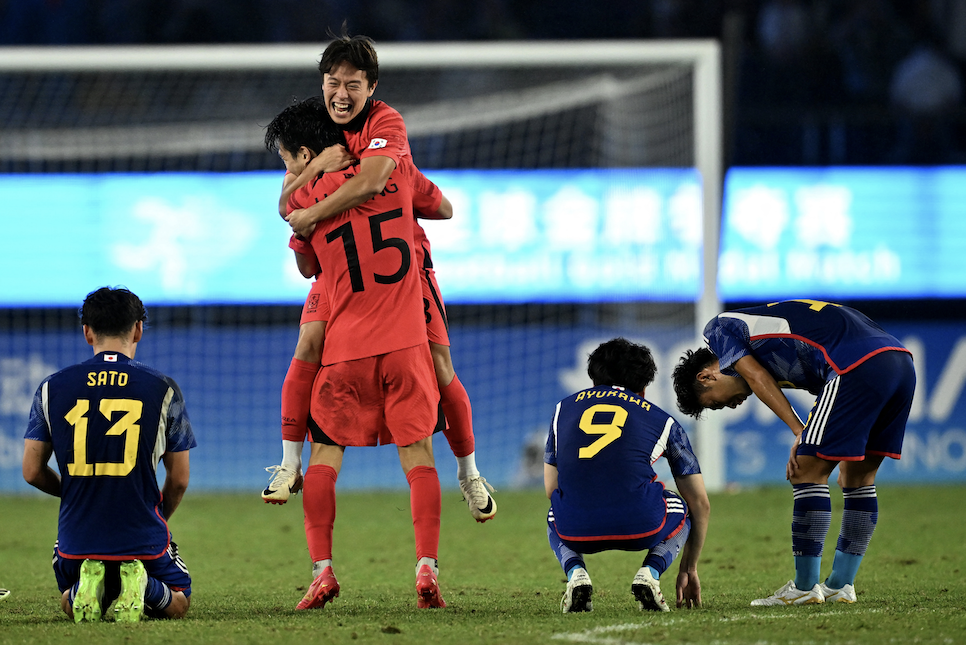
[287,208,317,238]
[310,144,355,174]
[676,570,701,609]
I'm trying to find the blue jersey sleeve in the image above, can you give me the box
[24,380,52,442]
[664,421,701,477]
[163,376,197,452]
[544,401,561,467]
[704,315,752,376]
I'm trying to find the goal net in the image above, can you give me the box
[0,42,723,492]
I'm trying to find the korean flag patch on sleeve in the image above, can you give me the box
[367,138,388,150]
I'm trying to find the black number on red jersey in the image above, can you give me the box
[326,208,411,293]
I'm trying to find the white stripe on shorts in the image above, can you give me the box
[803,375,840,446]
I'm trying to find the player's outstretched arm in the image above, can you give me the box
[673,472,709,608]
[22,439,60,497]
[160,450,190,520]
[287,155,396,236]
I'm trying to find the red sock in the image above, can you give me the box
[281,358,319,442]
[439,375,475,457]
[303,464,337,562]
[406,465,441,561]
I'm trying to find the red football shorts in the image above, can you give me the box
[310,344,439,447]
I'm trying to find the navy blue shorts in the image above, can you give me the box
[553,489,689,554]
[798,350,915,462]
[53,540,192,599]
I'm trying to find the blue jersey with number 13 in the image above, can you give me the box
[24,352,196,560]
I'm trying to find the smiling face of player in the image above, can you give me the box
[322,61,376,125]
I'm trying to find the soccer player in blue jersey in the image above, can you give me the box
[22,287,197,623]
[545,338,710,613]
[673,299,915,606]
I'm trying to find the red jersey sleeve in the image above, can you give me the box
[410,168,443,216]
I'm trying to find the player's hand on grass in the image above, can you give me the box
[676,570,701,609]
[786,435,801,480]
[310,144,355,174]
[287,208,317,238]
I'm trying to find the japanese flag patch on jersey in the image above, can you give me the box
[367,138,388,150]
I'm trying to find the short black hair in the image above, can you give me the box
[79,287,147,338]
[586,337,657,393]
[672,347,718,419]
[318,27,379,85]
[264,96,345,156]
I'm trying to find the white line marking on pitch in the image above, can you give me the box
[551,607,889,644]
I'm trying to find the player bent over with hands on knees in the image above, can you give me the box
[269,99,447,610]
[545,338,709,613]
[673,299,915,606]
[22,287,196,622]
[262,30,496,522]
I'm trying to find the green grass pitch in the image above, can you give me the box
[1,485,964,644]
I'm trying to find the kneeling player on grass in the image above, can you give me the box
[545,338,709,613]
[673,299,915,606]
[22,287,196,623]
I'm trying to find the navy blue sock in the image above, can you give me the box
[791,483,830,590]
[827,485,877,588]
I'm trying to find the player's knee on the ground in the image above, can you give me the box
[164,592,190,619]
[60,589,72,618]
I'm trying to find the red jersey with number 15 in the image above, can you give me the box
[288,164,426,365]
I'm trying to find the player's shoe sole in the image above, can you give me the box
[561,567,593,613]
[73,559,105,623]
[296,567,340,610]
[262,465,303,505]
[114,560,148,623]
[459,476,497,523]
[415,564,446,608]
[751,580,825,606]
[631,567,670,612]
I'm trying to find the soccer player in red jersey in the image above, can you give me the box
[267,98,447,610]
[276,32,496,522]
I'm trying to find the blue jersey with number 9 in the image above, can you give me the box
[545,385,699,541]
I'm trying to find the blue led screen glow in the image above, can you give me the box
[0,169,702,306]
[6,166,966,306]
[719,167,966,300]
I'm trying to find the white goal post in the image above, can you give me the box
[0,41,725,491]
